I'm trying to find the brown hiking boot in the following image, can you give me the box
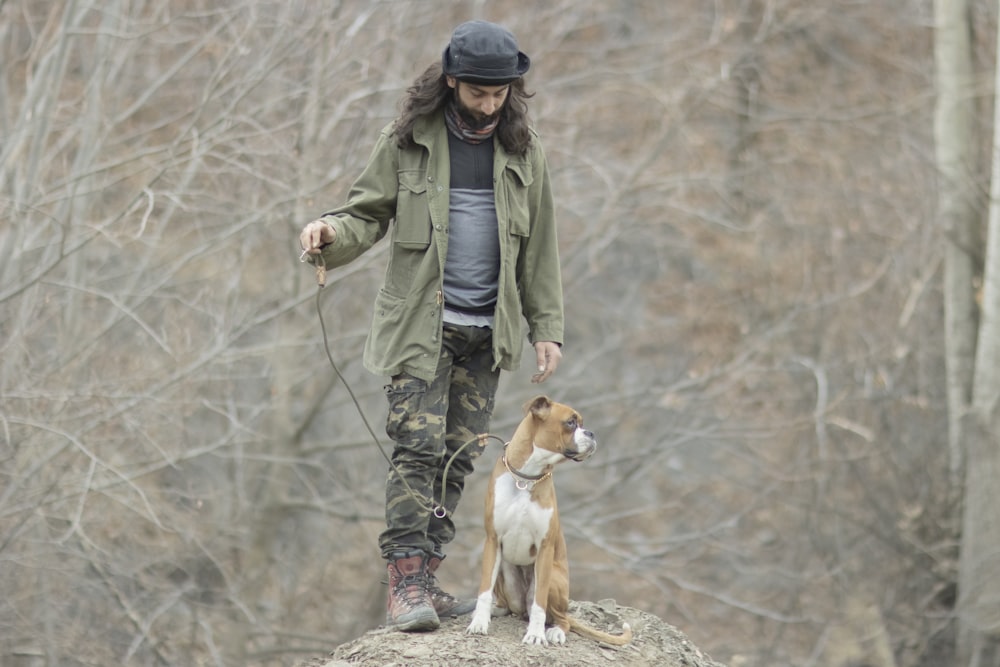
[385,550,439,632]
[425,554,477,618]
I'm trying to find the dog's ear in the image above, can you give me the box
[525,395,552,420]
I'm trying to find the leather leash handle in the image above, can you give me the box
[316,257,326,287]
[299,247,327,287]
[315,255,326,287]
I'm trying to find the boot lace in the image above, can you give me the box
[393,573,430,609]
[425,575,454,603]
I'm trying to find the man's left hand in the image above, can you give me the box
[531,341,562,384]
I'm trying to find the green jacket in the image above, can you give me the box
[316,112,564,382]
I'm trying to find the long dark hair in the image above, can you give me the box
[393,62,534,157]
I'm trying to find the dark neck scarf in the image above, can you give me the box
[444,101,499,144]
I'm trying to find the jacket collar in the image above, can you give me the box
[413,111,505,152]
[412,112,446,149]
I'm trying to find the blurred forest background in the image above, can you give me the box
[4,1,1000,666]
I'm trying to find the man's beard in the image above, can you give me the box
[454,95,500,129]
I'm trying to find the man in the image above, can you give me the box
[299,20,564,632]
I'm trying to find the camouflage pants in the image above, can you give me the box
[378,323,501,559]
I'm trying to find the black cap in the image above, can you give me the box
[442,20,530,85]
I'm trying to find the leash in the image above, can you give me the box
[307,252,505,518]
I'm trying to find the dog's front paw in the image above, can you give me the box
[523,605,549,645]
[522,628,548,646]
[545,626,566,645]
[466,609,491,636]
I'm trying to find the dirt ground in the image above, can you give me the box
[295,600,728,667]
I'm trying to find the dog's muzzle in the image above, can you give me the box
[565,430,597,461]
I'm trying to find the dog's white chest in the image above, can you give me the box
[491,473,554,566]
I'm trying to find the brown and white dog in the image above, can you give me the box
[466,396,633,646]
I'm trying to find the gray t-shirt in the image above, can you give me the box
[443,133,499,327]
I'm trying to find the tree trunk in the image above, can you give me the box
[934,0,978,490]
[955,0,1000,662]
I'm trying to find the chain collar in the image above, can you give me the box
[502,443,552,490]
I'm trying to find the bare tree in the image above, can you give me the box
[951,0,1000,661]
[933,0,1000,662]
[2,1,998,666]
[935,0,980,491]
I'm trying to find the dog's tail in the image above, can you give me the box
[568,617,633,646]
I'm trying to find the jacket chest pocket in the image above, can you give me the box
[395,169,431,249]
[504,160,533,237]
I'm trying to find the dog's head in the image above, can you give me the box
[523,395,597,463]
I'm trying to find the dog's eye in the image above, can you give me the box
[564,418,577,430]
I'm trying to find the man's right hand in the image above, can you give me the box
[299,219,336,257]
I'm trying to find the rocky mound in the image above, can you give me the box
[296,600,728,667]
